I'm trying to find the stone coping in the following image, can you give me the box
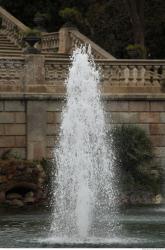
[45,58,165,64]
[1,93,165,101]
[0,56,165,65]
[0,6,29,32]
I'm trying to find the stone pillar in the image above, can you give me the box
[27,100,47,160]
[58,25,76,54]
[24,54,45,86]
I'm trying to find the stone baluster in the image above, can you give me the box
[41,33,59,52]
[113,66,119,85]
[101,65,109,84]
[152,65,160,86]
[132,66,138,85]
[128,65,134,85]
[111,66,117,85]
[124,66,129,85]
[119,65,125,85]
[160,65,165,89]
[144,65,151,85]
[139,65,145,86]
[136,65,143,86]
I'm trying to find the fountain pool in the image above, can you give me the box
[0,205,165,247]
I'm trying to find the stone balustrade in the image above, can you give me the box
[69,29,115,59]
[99,60,165,87]
[44,58,165,92]
[0,6,29,47]
[0,55,165,93]
[41,32,59,52]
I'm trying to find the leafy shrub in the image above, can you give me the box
[23,28,41,38]
[110,125,161,194]
[126,44,147,59]
[59,7,82,24]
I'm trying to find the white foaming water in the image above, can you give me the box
[51,46,118,240]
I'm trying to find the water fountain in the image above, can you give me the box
[49,45,119,244]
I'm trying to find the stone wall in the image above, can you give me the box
[0,99,26,159]
[0,94,165,168]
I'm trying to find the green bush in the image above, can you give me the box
[59,7,82,24]
[126,44,147,59]
[110,125,161,194]
[22,28,41,38]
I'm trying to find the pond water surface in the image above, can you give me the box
[0,205,165,248]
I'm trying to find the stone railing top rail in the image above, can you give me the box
[70,29,116,60]
[42,32,59,36]
[45,58,165,64]
[1,93,165,100]
[0,56,164,66]
[0,6,29,32]
[96,59,165,65]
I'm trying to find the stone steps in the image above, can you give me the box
[0,32,22,57]
[0,32,70,59]
[0,47,22,51]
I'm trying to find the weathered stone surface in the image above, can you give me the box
[47,112,61,124]
[150,136,165,147]
[150,124,165,135]
[25,191,34,198]
[4,101,25,111]
[15,136,26,147]
[129,101,150,111]
[104,101,129,111]
[150,102,165,111]
[154,147,165,157]
[0,176,7,183]
[0,124,4,135]
[24,197,35,203]
[47,100,64,112]
[139,112,160,123]
[47,136,57,147]
[0,112,15,123]
[15,112,26,123]
[0,136,15,147]
[0,101,3,111]
[106,112,139,124]
[27,101,47,160]
[0,159,47,206]
[5,124,26,135]
[6,193,23,200]
[11,199,24,207]
[24,55,45,85]
[0,191,5,202]
[152,194,163,204]
[47,124,60,135]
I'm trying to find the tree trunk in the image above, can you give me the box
[125,0,145,46]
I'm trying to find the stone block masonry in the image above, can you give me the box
[0,94,165,168]
[0,99,26,159]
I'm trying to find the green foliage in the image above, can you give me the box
[126,44,147,58]
[0,0,165,58]
[1,149,22,160]
[111,125,161,194]
[59,7,82,24]
[23,28,41,38]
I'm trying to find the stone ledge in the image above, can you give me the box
[1,93,165,101]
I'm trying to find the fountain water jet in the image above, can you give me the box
[51,45,119,240]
